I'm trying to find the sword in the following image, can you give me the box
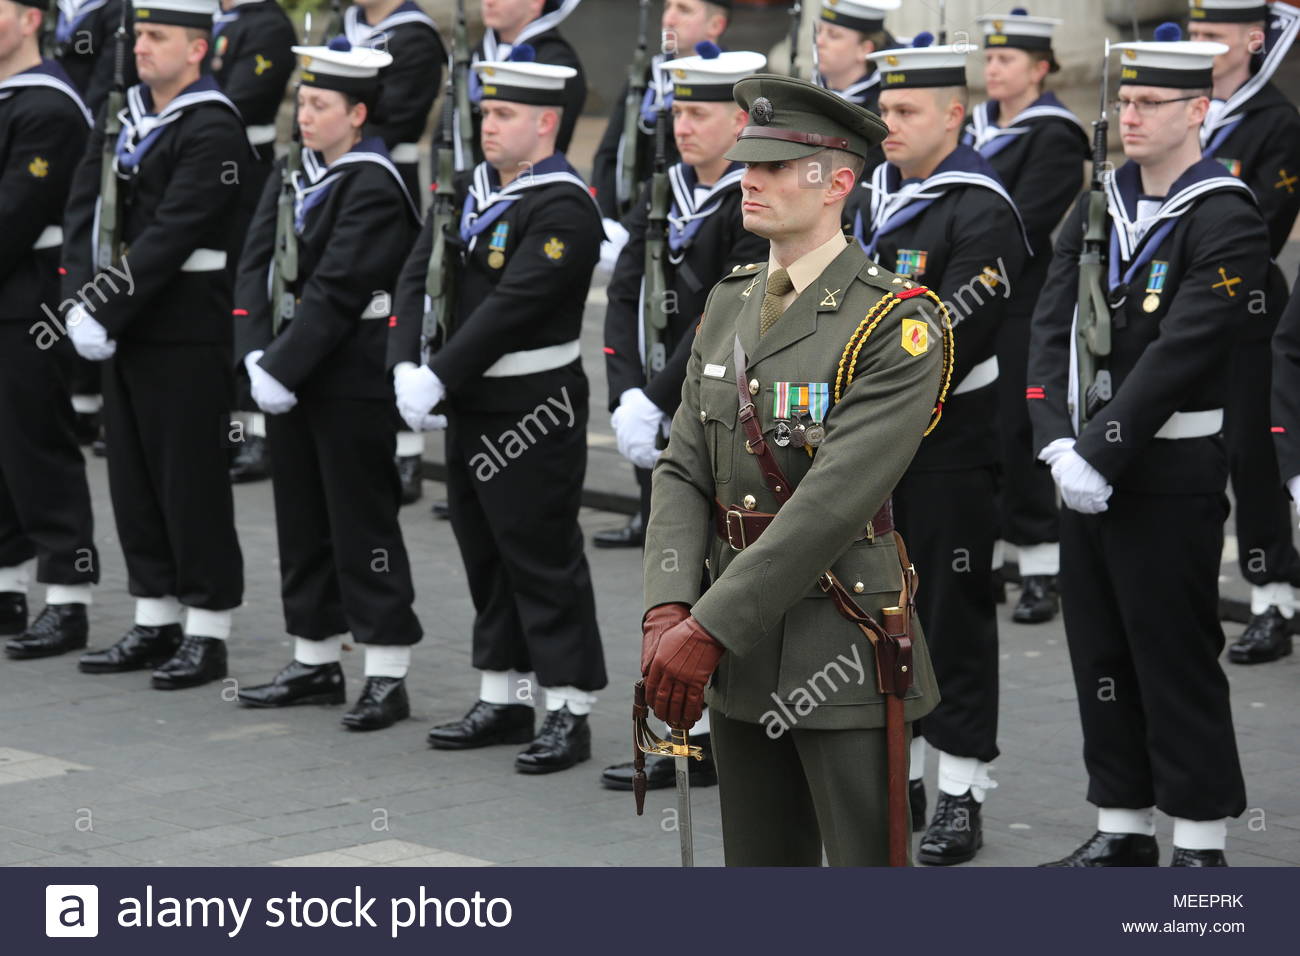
[633,680,703,867]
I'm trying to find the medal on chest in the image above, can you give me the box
[487,222,509,269]
[772,382,830,449]
[1143,261,1168,313]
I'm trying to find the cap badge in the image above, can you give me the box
[750,96,773,125]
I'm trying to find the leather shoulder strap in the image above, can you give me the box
[734,333,794,505]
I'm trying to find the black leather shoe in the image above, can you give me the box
[918,790,983,865]
[238,660,345,707]
[910,779,926,833]
[592,512,644,549]
[1040,830,1159,867]
[431,500,450,519]
[428,700,535,749]
[600,735,717,790]
[397,455,422,505]
[1228,607,1292,664]
[342,676,410,730]
[79,623,182,673]
[1013,575,1059,624]
[515,705,591,774]
[0,592,27,637]
[229,435,271,483]
[72,411,100,446]
[4,604,88,659]
[1170,847,1228,867]
[151,635,227,689]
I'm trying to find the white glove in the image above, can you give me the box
[1051,448,1113,514]
[612,387,665,470]
[1287,475,1300,524]
[394,362,446,433]
[598,217,630,275]
[244,350,298,415]
[1038,436,1076,468]
[66,306,116,360]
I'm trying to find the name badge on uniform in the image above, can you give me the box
[895,249,928,279]
[703,363,727,379]
[1143,261,1168,313]
[487,222,509,269]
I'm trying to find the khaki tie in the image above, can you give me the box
[759,267,794,336]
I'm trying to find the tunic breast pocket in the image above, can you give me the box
[698,377,738,485]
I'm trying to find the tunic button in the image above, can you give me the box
[904,280,915,289]
[853,582,865,593]
[743,494,756,510]
[700,409,707,423]
[748,378,760,395]
[868,267,879,276]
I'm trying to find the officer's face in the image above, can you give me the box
[1188,21,1263,82]
[877,88,963,172]
[133,23,206,87]
[740,156,848,240]
[297,86,364,156]
[480,100,556,171]
[0,1,40,61]
[661,0,726,57]
[671,101,745,168]
[982,48,1045,102]
[1116,84,1210,164]
[482,0,544,34]
[814,23,873,80]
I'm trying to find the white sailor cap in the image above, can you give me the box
[976,8,1063,52]
[818,0,900,35]
[1113,23,1227,89]
[662,43,766,101]
[1187,0,1271,24]
[868,32,969,89]
[132,0,219,29]
[474,46,575,106]
[293,37,392,95]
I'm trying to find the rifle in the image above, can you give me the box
[271,13,311,334]
[787,0,802,78]
[642,102,670,391]
[422,40,461,362]
[39,0,57,58]
[95,0,129,271]
[937,0,947,45]
[452,0,474,171]
[325,0,344,41]
[616,0,651,217]
[1075,39,1113,428]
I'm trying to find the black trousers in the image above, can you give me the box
[444,404,606,690]
[266,396,421,646]
[997,302,1059,548]
[1226,334,1300,587]
[894,465,1000,762]
[1058,492,1246,820]
[0,325,98,584]
[101,344,243,610]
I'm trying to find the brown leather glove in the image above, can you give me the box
[644,615,725,729]
[641,602,690,676]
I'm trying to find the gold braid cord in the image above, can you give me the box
[833,288,955,436]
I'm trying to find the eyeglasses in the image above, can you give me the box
[1110,95,1201,116]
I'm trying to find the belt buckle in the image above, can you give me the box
[725,509,747,551]
[864,520,875,543]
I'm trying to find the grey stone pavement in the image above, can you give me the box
[3,117,1299,870]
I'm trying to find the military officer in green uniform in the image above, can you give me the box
[642,74,950,866]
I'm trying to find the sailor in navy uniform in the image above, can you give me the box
[811,0,897,178]
[462,0,586,166]
[232,40,424,730]
[0,0,99,661]
[53,0,137,114]
[343,0,445,506]
[596,46,767,791]
[854,34,1028,865]
[1028,27,1262,867]
[392,51,607,774]
[1188,0,1300,664]
[964,9,1088,625]
[212,0,297,485]
[61,0,247,689]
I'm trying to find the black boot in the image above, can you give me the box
[431,500,450,519]
[428,700,535,749]
[910,779,927,833]
[1040,831,1159,867]
[229,435,271,483]
[1013,575,1059,624]
[918,790,984,865]
[342,676,410,730]
[79,623,183,673]
[397,455,422,505]
[238,660,345,707]
[151,635,227,689]
[1170,847,1228,867]
[0,592,27,637]
[515,705,591,774]
[4,604,88,659]
[592,512,644,549]
[600,734,717,790]
[1227,607,1292,664]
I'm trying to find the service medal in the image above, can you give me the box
[488,250,505,269]
[1143,293,1160,313]
[773,420,792,447]
[805,423,826,447]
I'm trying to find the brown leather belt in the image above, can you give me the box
[713,497,894,552]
